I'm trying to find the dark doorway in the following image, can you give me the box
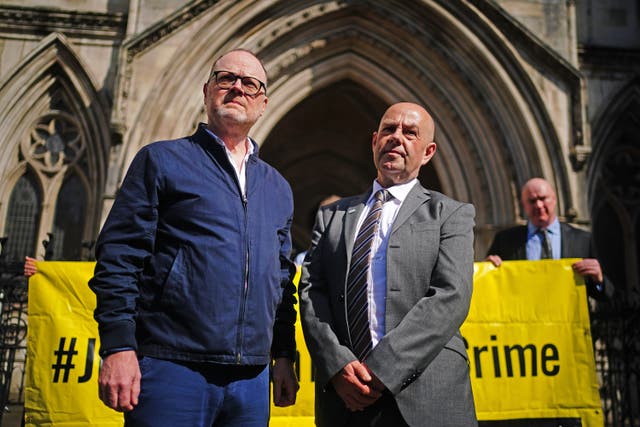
[261,80,441,252]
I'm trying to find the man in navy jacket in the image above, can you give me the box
[89,49,298,426]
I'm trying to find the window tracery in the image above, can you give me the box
[22,111,85,174]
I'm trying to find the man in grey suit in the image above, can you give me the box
[299,102,477,427]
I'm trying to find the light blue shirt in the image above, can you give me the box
[526,218,561,260]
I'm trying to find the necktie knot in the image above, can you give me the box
[374,189,388,203]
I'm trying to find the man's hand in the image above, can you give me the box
[572,258,604,283]
[485,255,503,267]
[272,357,299,407]
[98,350,141,412]
[24,256,37,277]
[362,363,386,394]
[330,360,382,411]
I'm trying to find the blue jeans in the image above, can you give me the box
[124,357,269,427]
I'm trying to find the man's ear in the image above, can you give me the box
[260,95,268,117]
[421,142,437,165]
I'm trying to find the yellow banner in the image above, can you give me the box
[25,262,122,427]
[25,260,602,426]
[463,260,603,426]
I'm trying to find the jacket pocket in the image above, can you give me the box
[159,246,188,307]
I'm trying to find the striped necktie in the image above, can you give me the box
[539,228,552,259]
[347,189,388,361]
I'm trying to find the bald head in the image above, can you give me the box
[372,102,437,187]
[382,102,435,140]
[520,178,557,228]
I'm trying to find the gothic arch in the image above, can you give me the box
[589,77,640,195]
[588,78,640,300]
[122,0,582,253]
[0,33,110,256]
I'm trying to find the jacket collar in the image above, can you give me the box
[391,182,431,234]
[196,122,260,158]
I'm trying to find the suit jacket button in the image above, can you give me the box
[338,293,344,301]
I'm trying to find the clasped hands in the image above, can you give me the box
[331,360,386,412]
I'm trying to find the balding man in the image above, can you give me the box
[90,49,298,426]
[486,177,612,299]
[300,102,477,427]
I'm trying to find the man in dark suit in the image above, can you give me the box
[299,102,477,427]
[486,177,612,299]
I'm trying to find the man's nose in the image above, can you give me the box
[387,128,403,143]
[229,78,244,93]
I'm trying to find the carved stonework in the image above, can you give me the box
[254,2,347,51]
[22,111,85,174]
[0,5,126,40]
[115,0,220,131]
[125,0,220,59]
[570,144,591,171]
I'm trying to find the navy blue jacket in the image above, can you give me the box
[90,124,296,365]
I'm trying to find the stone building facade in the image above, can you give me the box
[0,0,638,424]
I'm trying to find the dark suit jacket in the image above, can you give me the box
[299,183,477,427]
[487,222,613,299]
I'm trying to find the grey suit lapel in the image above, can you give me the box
[391,183,430,234]
[343,192,369,264]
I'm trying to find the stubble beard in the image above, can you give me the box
[215,104,249,124]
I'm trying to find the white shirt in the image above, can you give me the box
[354,179,417,346]
[204,128,253,195]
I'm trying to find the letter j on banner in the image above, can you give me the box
[25,261,123,427]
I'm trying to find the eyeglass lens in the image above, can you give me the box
[214,71,263,95]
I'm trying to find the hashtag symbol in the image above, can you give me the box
[52,337,78,383]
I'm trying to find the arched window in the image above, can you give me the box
[51,174,87,260]
[3,172,42,259]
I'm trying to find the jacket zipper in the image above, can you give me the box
[236,192,249,364]
[201,136,253,364]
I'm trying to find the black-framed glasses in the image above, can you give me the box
[210,70,266,96]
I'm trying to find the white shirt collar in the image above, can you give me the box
[369,178,418,204]
[203,127,255,157]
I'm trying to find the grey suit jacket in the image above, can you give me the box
[299,183,477,427]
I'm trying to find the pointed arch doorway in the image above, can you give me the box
[260,80,442,252]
